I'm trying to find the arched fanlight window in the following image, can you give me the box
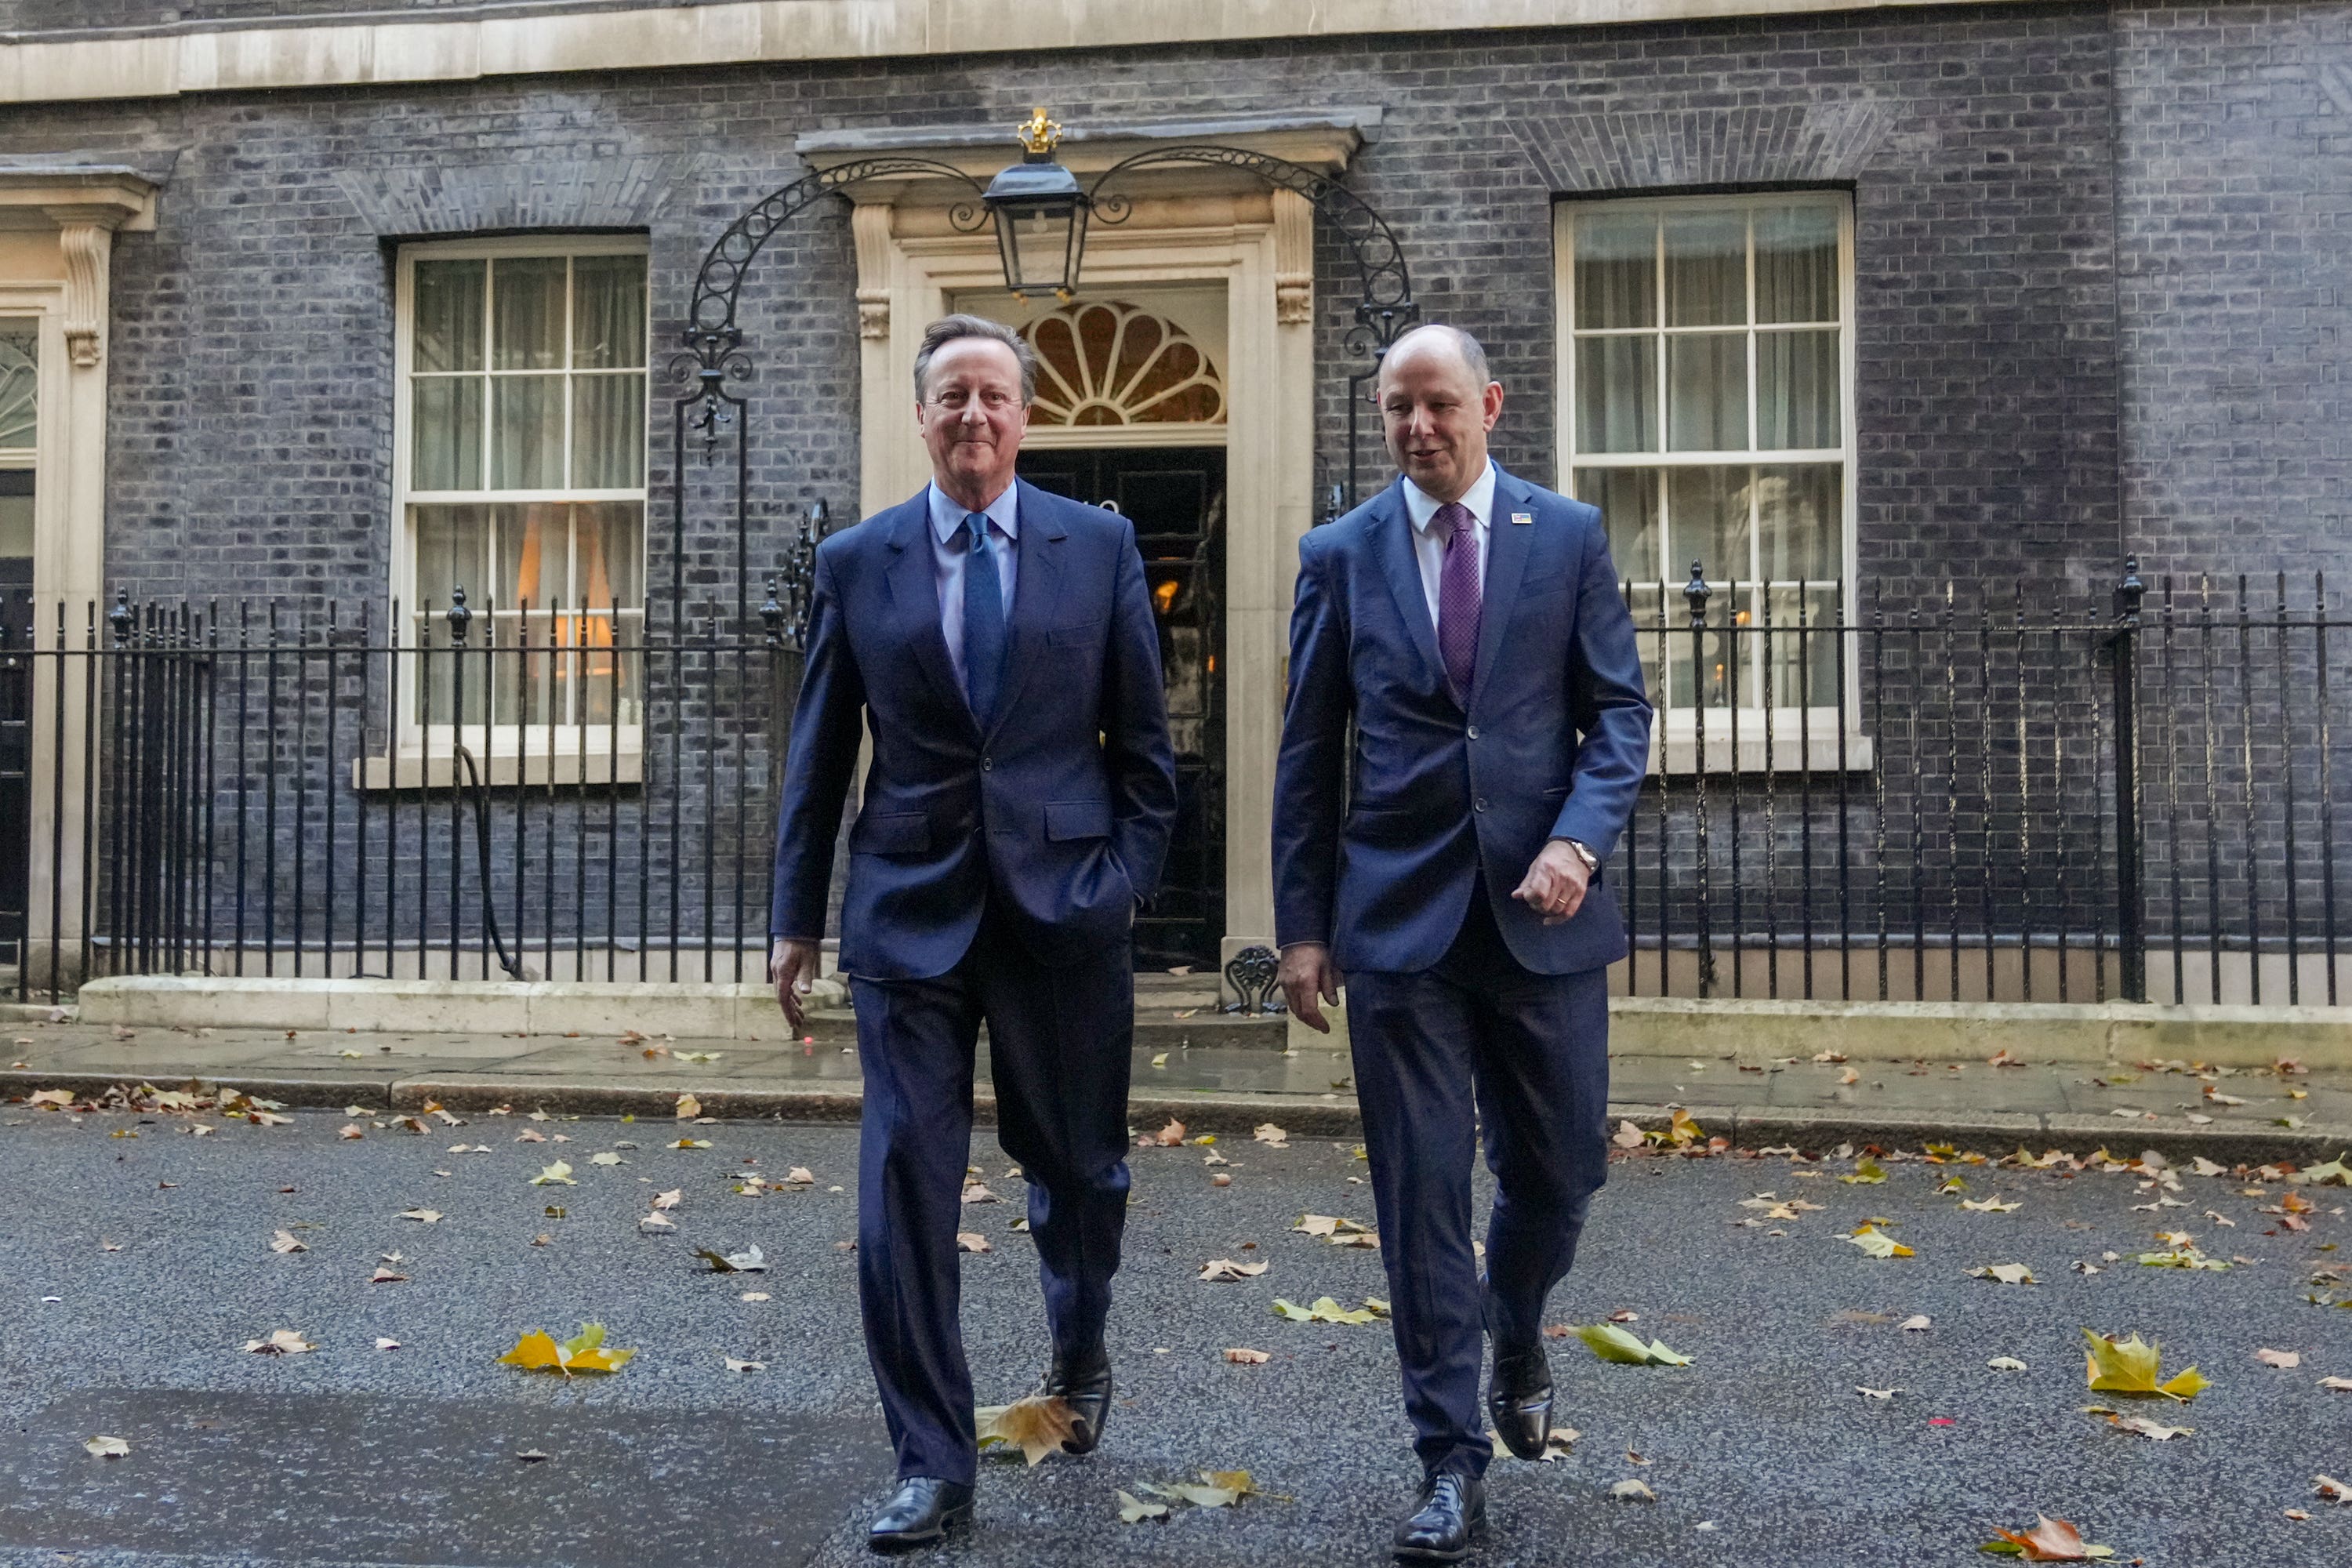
[1021,300,1224,426]
[0,328,35,452]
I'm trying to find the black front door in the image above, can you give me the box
[1016,446,1225,971]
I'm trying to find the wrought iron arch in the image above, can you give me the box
[671,144,1417,650]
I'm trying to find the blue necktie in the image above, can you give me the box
[962,512,1007,724]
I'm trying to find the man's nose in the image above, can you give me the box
[1407,406,1439,441]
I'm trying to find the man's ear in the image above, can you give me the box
[1482,380,1505,430]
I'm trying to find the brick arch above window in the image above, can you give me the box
[1019,299,1225,428]
[1508,100,1900,195]
[332,156,691,237]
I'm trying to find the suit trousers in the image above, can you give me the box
[848,906,1136,1484]
[1344,880,1611,1480]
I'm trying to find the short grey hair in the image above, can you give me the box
[1384,322,1492,390]
[913,313,1038,404]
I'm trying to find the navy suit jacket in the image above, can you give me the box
[1272,466,1653,975]
[770,480,1178,979]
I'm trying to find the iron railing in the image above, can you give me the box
[1617,562,2348,1007]
[0,561,2344,1010]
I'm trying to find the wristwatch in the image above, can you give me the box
[1558,837,1599,877]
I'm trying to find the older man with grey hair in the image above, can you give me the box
[771,313,1177,1552]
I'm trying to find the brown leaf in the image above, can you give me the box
[1150,1119,1187,1147]
[1223,1348,1270,1364]
[975,1396,1079,1465]
[1199,1258,1269,1283]
[1988,1515,2096,1561]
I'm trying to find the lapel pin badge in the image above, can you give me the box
[1511,511,1534,526]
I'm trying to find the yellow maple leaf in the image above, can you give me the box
[975,1395,1077,1465]
[499,1322,636,1376]
[1847,1225,1915,1258]
[2082,1328,2207,1400]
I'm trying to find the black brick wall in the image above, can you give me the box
[0,1,2340,969]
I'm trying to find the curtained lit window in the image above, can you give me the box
[397,240,647,739]
[1558,194,1854,748]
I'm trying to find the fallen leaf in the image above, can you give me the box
[1609,1479,1657,1502]
[1117,1489,1170,1523]
[1988,1357,2029,1371]
[1613,1120,1645,1149]
[1253,1123,1290,1147]
[376,1338,400,1351]
[83,1436,129,1458]
[397,1209,441,1224]
[1969,1264,2037,1286]
[369,1266,406,1284]
[2256,1348,2301,1369]
[1270,1296,1381,1326]
[1149,1120,1186,1147]
[1540,1426,1581,1461]
[962,1182,1001,1205]
[1841,1159,1889,1185]
[956,1232,992,1254]
[638,1213,675,1232]
[1900,1315,1933,1332]
[241,1329,315,1355]
[975,1396,1078,1465]
[674,1051,721,1065]
[695,1244,768,1273]
[2083,1329,2209,1400]
[1961,1198,2023,1214]
[1572,1323,1693,1367]
[674,1094,702,1119]
[498,1323,634,1376]
[1982,1513,2115,1560]
[529,1161,576,1186]
[1856,1385,1900,1399]
[724,1356,765,1373]
[2103,1412,2192,1440]
[1223,1348,1270,1364]
[2319,1376,2352,1392]
[1199,1258,1269,1282]
[269,1230,307,1254]
[2316,1474,2352,1504]
[670,1138,712,1150]
[1847,1226,1915,1259]
[652,1189,683,1210]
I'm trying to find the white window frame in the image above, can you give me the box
[1555,190,1867,773]
[372,233,651,790]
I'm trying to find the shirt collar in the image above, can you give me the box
[928,480,1021,546]
[1403,459,1497,538]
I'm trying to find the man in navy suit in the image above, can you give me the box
[1273,324,1651,1562]
[770,314,1177,1553]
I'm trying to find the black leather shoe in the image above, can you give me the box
[867,1477,974,1554]
[1039,1342,1113,1455]
[1486,1342,1554,1461]
[1393,1472,1486,1563]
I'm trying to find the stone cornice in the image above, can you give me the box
[0,1,2016,107]
[0,167,160,232]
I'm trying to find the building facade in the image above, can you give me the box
[0,1,2343,1003]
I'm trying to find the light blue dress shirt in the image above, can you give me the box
[927,481,1020,699]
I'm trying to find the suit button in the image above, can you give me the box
[1475,797,1488,813]
[982,756,993,771]
[1467,724,1480,740]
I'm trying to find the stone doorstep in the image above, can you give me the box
[63,977,2352,1069]
[71,976,1289,1050]
[6,1067,2348,1166]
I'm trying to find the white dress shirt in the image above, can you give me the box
[1400,458,1496,631]
[927,480,1020,699]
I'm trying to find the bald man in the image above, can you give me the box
[1272,324,1652,1562]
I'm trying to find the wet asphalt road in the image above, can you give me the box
[2,1097,2349,1567]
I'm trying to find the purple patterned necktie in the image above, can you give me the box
[1434,501,1481,700]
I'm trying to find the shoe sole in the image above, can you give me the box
[867,1501,975,1555]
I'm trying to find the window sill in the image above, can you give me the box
[1649,713,1871,776]
[353,730,644,792]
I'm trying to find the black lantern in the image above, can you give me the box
[983,108,1090,302]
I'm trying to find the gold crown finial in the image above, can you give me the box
[1014,107,1063,157]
